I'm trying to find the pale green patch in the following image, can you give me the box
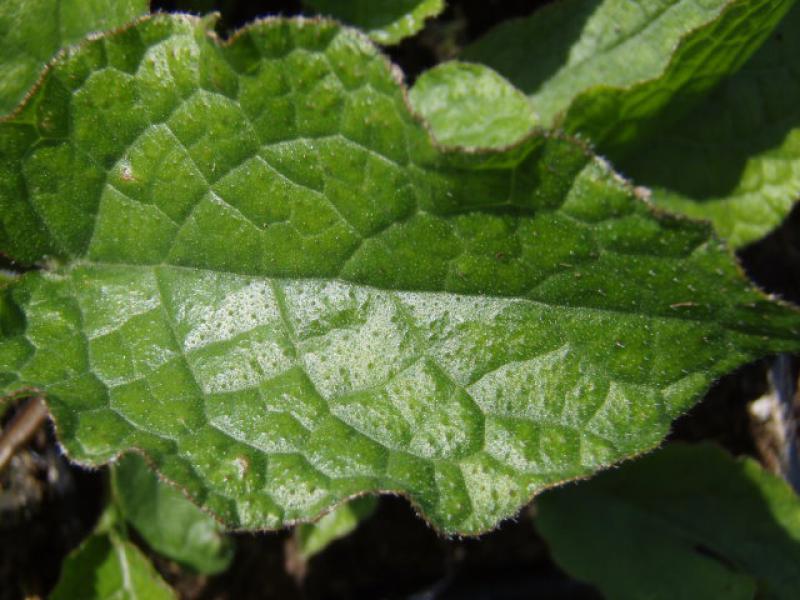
[409,61,537,148]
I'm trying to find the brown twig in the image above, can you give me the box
[0,396,49,473]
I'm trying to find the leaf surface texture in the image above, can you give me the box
[1,15,799,533]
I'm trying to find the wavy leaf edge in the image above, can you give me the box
[1,11,798,537]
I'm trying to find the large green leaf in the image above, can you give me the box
[619,5,800,248]
[0,0,149,114]
[304,0,444,45]
[409,61,537,148]
[461,0,795,158]
[1,15,799,534]
[536,443,800,599]
[112,453,234,574]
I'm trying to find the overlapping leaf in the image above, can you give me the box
[536,443,800,599]
[304,0,444,45]
[409,61,537,148]
[619,4,800,248]
[112,453,234,574]
[0,0,149,114]
[1,14,800,534]
[295,496,378,560]
[462,0,795,158]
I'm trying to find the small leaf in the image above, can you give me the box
[50,531,176,600]
[536,443,800,600]
[409,61,537,148]
[462,0,795,157]
[0,0,149,114]
[112,453,234,575]
[304,0,444,45]
[618,4,800,248]
[1,15,800,535]
[295,496,378,560]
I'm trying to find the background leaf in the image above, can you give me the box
[112,453,234,575]
[304,0,444,45]
[295,496,378,560]
[462,0,794,158]
[50,508,176,600]
[618,4,800,248]
[0,0,149,114]
[1,15,800,535]
[535,443,800,600]
[409,61,537,148]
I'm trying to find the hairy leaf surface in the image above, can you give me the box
[304,0,444,45]
[1,15,799,534]
[619,4,800,248]
[409,61,537,148]
[0,0,149,114]
[462,0,795,157]
[113,453,234,574]
[536,443,800,599]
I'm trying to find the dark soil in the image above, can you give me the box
[1,1,799,599]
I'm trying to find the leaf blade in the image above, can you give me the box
[408,61,538,148]
[295,496,378,560]
[112,453,234,575]
[618,4,800,248]
[0,15,799,535]
[462,0,795,157]
[535,443,800,600]
[50,533,176,600]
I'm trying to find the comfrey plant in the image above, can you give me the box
[1,0,799,597]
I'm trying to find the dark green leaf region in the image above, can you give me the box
[536,443,800,599]
[1,15,799,534]
[619,3,800,248]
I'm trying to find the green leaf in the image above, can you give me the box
[295,496,378,560]
[462,0,795,157]
[0,0,149,114]
[535,443,800,600]
[618,5,800,248]
[112,453,234,575]
[50,531,176,600]
[409,61,538,148]
[304,0,444,45]
[1,15,799,535]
